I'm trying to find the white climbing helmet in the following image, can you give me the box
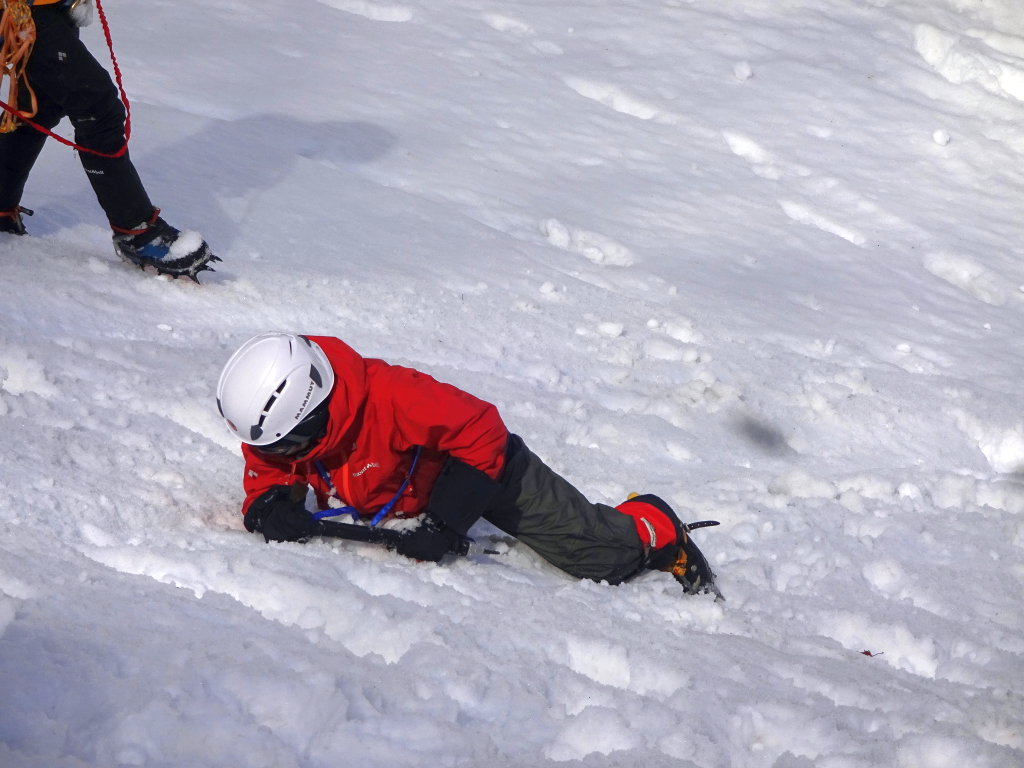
[217,333,335,446]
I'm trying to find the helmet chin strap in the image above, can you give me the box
[291,426,328,460]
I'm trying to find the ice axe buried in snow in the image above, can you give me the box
[311,518,500,557]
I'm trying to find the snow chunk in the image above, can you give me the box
[82,547,429,663]
[540,218,634,266]
[779,200,866,246]
[665,441,693,461]
[0,570,34,600]
[820,612,938,677]
[167,229,204,259]
[980,430,1024,475]
[545,707,639,761]
[734,61,753,81]
[664,318,701,344]
[723,131,772,164]
[863,559,907,596]
[768,470,837,499]
[483,14,533,35]
[566,636,630,689]
[643,339,699,362]
[951,409,1024,474]
[915,23,1024,102]
[564,78,659,120]
[0,346,58,398]
[923,252,1007,305]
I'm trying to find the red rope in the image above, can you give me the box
[0,0,130,158]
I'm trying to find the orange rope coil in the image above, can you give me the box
[0,0,38,133]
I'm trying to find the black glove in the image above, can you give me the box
[393,513,464,562]
[244,485,314,543]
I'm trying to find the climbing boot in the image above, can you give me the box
[0,207,32,235]
[112,207,219,281]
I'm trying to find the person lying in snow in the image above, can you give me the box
[216,333,719,594]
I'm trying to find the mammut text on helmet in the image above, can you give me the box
[295,380,316,420]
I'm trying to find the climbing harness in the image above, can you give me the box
[311,446,424,527]
[0,0,130,157]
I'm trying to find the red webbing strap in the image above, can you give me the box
[0,0,130,158]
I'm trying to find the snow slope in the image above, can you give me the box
[2,0,1024,765]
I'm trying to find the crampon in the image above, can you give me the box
[663,520,724,600]
[112,208,220,283]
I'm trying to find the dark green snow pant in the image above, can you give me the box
[483,435,647,585]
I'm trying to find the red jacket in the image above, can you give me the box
[241,337,508,520]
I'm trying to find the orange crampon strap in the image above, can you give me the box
[109,206,160,236]
[0,0,38,133]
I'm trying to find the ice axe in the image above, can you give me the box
[312,518,500,557]
[293,474,499,556]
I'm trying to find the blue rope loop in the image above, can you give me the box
[312,446,423,527]
[312,507,359,522]
[369,446,422,526]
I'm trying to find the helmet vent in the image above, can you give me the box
[310,364,322,388]
[256,381,287,431]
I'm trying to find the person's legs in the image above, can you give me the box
[0,100,61,214]
[484,435,653,584]
[25,6,153,228]
[0,28,66,227]
[11,6,215,276]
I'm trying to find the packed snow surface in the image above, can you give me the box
[3,0,1024,765]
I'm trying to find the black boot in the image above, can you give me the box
[112,207,220,281]
[0,206,32,235]
[629,493,722,597]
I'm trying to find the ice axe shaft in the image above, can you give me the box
[312,519,496,557]
[314,519,402,547]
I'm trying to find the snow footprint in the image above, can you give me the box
[482,13,533,35]
[778,201,866,246]
[923,252,1010,306]
[721,130,919,247]
[540,218,634,266]
[317,0,412,22]
[481,12,562,54]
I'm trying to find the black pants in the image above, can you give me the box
[0,5,152,228]
[484,435,647,585]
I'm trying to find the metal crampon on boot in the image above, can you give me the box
[112,207,220,282]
